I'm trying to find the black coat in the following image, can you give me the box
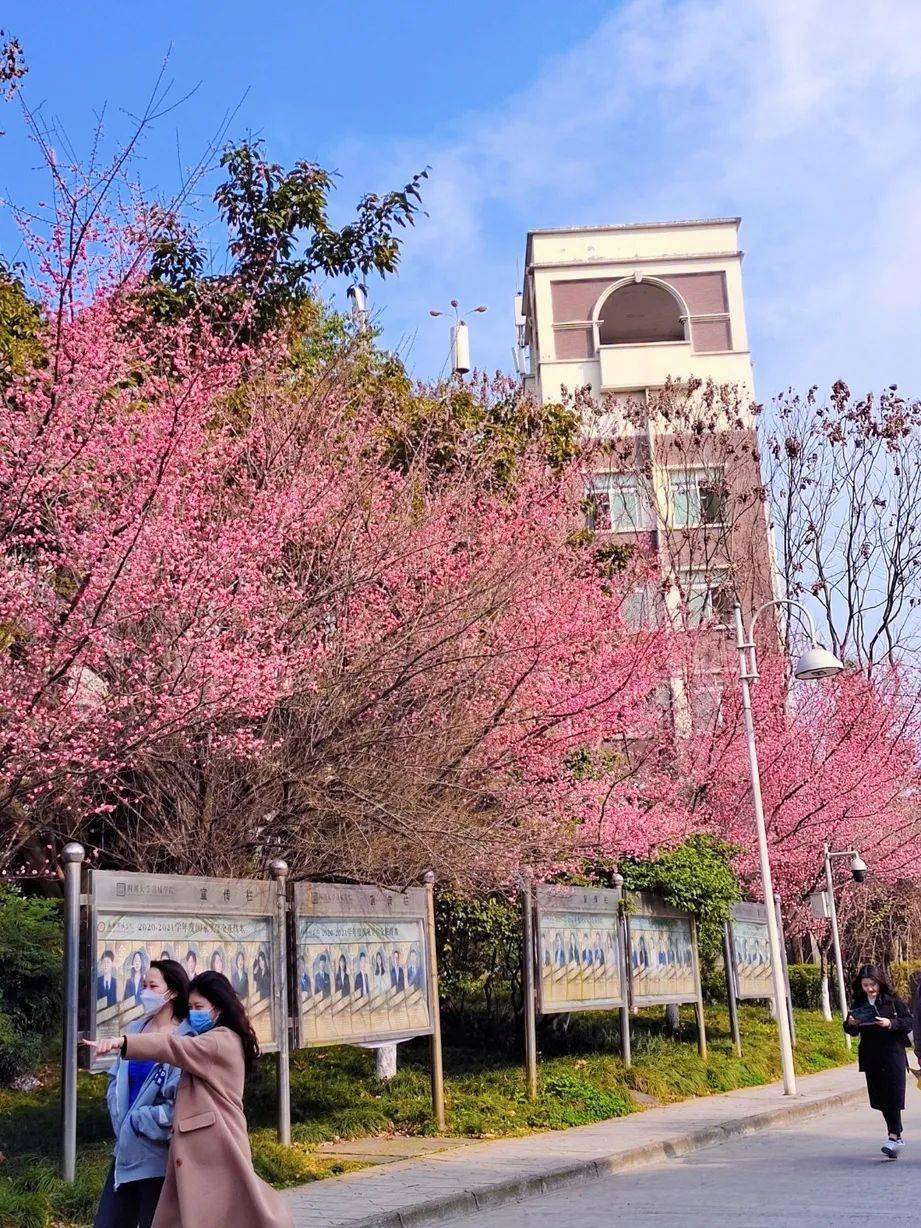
[913,989,921,1062]
[844,992,912,1111]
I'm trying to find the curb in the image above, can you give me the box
[319,1084,865,1228]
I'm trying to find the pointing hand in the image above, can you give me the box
[81,1036,123,1056]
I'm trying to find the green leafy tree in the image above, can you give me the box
[0,260,43,385]
[0,887,62,1083]
[434,891,523,1040]
[148,139,427,338]
[619,834,741,962]
[378,372,582,488]
[0,29,26,136]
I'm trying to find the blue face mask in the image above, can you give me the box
[188,1008,216,1035]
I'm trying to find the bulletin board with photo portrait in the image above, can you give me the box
[625,892,700,1007]
[728,902,775,1000]
[293,882,435,1048]
[534,884,626,1015]
[85,870,280,1072]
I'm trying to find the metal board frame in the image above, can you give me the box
[85,869,281,1071]
[727,901,775,1002]
[533,883,626,1015]
[292,882,436,1048]
[625,891,701,1008]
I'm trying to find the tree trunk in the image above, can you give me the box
[820,974,833,1021]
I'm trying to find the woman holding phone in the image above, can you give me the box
[844,964,913,1158]
[86,971,292,1228]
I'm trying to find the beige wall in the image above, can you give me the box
[522,219,754,410]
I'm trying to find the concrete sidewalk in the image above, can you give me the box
[285,1064,862,1228]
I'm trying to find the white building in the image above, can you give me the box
[517,218,755,407]
[515,218,775,732]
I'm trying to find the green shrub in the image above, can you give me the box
[435,845,745,1051]
[435,892,522,1043]
[787,963,824,1010]
[0,887,63,1085]
[619,835,741,966]
[890,960,921,1002]
[701,966,732,1004]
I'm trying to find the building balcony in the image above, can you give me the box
[598,341,750,393]
[599,340,689,390]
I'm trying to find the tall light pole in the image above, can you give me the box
[347,283,369,331]
[822,843,867,1048]
[430,300,487,376]
[734,598,845,1097]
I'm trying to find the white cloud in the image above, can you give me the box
[334,0,921,397]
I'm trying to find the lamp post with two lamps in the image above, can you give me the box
[820,844,867,1049]
[733,598,845,1097]
[429,300,487,376]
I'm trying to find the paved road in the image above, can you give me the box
[286,1068,865,1227]
[456,1098,918,1226]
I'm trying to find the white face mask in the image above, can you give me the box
[140,988,170,1017]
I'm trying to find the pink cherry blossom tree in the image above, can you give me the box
[0,198,681,887]
[669,633,921,931]
[2,145,917,906]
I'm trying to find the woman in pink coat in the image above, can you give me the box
[87,971,292,1228]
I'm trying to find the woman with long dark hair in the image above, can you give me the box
[93,958,191,1228]
[86,971,292,1228]
[253,948,271,1001]
[844,964,913,1158]
[334,952,351,998]
[232,949,250,999]
[372,948,388,995]
[123,950,147,1005]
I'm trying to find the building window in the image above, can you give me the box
[669,468,727,528]
[622,581,661,629]
[598,282,686,346]
[681,570,733,628]
[586,474,653,532]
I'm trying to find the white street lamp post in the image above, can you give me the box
[430,300,487,376]
[347,283,368,330]
[733,598,845,1097]
[822,843,867,1051]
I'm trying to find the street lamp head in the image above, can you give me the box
[850,854,868,884]
[347,283,367,325]
[793,645,845,681]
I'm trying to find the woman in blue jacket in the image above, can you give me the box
[93,958,192,1228]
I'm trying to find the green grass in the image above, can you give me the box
[0,1007,850,1227]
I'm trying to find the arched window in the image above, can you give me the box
[597,281,686,346]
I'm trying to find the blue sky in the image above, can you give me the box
[3,0,920,398]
